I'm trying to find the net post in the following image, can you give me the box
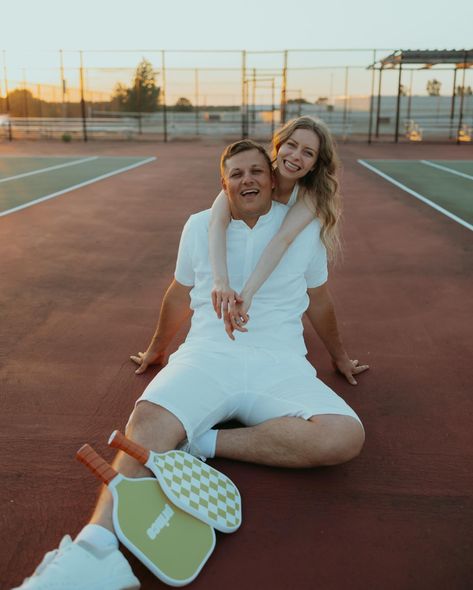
[79,51,88,142]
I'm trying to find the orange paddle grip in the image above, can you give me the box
[108,430,150,465]
[76,444,118,485]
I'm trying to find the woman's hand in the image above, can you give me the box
[130,349,166,375]
[223,297,252,340]
[211,281,242,320]
[332,356,369,385]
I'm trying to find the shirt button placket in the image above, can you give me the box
[242,228,254,282]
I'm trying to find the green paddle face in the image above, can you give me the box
[151,451,242,533]
[111,476,215,586]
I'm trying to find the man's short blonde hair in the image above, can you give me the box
[220,140,272,177]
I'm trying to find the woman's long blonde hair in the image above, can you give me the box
[272,116,341,261]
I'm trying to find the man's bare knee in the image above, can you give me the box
[125,401,186,451]
[308,415,365,467]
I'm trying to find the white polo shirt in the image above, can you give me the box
[175,202,327,356]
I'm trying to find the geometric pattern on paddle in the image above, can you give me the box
[108,431,242,533]
[153,451,242,533]
[76,444,216,587]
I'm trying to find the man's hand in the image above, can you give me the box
[332,356,369,385]
[223,298,251,340]
[130,349,166,375]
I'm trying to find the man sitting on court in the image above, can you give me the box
[14,140,365,590]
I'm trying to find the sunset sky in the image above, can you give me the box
[2,0,472,52]
[2,0,472,104]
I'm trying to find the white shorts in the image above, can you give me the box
[136,343,363,443]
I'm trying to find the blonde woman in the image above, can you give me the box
[209,116,366,384]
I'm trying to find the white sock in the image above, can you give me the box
[75,524,118,551]
[194,430,218,459]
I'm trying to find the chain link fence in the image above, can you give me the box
[1,49,472,142]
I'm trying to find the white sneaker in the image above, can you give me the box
[12,535,140,590]
[178,439,207,462]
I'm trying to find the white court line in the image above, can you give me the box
[420,160,473,181]
[358,159,473,232]
[0,156,99,184]
[0,157,156,217]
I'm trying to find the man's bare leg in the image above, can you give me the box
[88,402,186,532]
[216,414,364,468]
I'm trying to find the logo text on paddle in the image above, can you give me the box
[147,504,175,540]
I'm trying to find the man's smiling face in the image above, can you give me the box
[221,148,274,228]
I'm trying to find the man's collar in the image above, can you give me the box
[229,202,276,229]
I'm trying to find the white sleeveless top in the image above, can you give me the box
[286,184,299,208]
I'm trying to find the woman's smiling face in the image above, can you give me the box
[276,128,320,180]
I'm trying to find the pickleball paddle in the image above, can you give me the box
[108,430,242,533]
[76,444,215,587]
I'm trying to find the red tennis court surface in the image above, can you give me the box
[1,139,472,590]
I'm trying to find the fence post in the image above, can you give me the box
[368,50,376,144]
[79,51,88,142]
[343,67,349,141]
[394,58,403,143]
[59,49,67,118]
[449,67,457,140]
[375,66,383,138]
[456,51,468,145]
[2,50,13,141]
[252,68,256,133]
[195,68,199,136]
[241,50,247,138]
[136,76,142,134]
[161,50,168,142]
[407,69,413,120]
[280,50,288,125]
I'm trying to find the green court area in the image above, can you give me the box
[0,156,155,216]
[358,159,473,229]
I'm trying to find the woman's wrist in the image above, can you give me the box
[213,277,230,290]
[240,287,254,303]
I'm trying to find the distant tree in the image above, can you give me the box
[315,97,328,105]
[426,79,441,96]
[456,85,473,96]
[3,89,62,117]
[6,89,33,116]
[287,98,309,104]
[174,97,193,112]
[111,59,161,112]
